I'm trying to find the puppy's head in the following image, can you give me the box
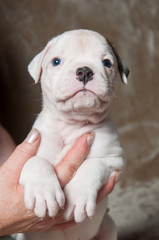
[28,30,129,123]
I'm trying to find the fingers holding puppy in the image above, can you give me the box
[55,132,94,188]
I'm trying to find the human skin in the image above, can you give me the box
[0,127,118,236]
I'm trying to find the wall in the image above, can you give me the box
[0,0,159,239]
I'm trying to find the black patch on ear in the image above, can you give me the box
[107,40,129,81]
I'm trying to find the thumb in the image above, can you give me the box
[1,129,40,184]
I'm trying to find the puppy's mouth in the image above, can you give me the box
[67,88,97,100]
[74,88,91,95]
[56,87,109,115]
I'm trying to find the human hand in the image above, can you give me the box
[97,171,121,203]
[0,124,16,165]
[0,129,94,236]
[0,128,118,235]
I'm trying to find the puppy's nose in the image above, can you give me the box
[76,66,94,85]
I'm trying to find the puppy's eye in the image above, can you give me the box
[52,58,62,67]
[102,59,112,68]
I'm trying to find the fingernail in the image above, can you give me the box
[87,132,95,146]
[25,129,39,143]
[115,172,121,183]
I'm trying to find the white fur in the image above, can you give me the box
[18,29,127,240]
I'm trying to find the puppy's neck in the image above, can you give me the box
[42,103,110,126]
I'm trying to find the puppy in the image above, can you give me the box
[18,29,129,240]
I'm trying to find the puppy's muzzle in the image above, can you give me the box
[76,66,94,85]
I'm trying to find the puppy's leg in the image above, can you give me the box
[92,214,117,240]
[19,156,65,218]
[63,158,111,223]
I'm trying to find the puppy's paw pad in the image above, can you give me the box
[34,196,47,218]
[85,200,96,218]
[45,197,59,218]
[63,205,74,221]
[74,204,86,223]
[45,190,65,217]
[55,190,65,208]
[24,186,35,210]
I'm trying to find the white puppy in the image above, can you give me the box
[18,29,129,240]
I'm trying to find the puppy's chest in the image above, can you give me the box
[37,121,96,165]
[37,131,64,165]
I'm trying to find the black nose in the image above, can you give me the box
[76,66,94,85]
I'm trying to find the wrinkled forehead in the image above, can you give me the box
[46,30,113,61]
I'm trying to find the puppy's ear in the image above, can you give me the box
[108,41,129,84]
[28,41,52,83]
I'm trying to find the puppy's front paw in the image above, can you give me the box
[20,157,65,218]
[63,184,97,223]
[24,179,65,218]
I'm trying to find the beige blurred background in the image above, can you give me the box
[0,0,159,239]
